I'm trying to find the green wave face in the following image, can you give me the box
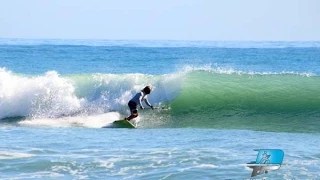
[168,71,320,132]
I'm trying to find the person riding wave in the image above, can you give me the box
[124,86,154,121]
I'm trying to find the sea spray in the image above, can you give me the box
[0,69,82,119]
[0,68,182,119]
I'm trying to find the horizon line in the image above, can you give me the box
[1,37,320,42]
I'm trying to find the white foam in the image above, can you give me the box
[0,151,34,159]
[0,68,83,119]
[86,72,182,110]
[9,172,65,179]
[194,164,218,169]
[0,68,183,121]
[180,64,316,76]
[19,112,121,128]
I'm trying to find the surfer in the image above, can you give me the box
[124,86,154,121]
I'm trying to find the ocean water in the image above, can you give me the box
[1,39,320,179]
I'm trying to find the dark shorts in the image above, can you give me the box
[128,101,138,114]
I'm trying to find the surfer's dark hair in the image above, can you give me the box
[143,86,152,94]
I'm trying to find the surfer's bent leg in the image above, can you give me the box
[126,101,138,121]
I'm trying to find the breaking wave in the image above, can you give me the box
[1,67,319,132]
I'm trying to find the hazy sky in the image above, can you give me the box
[0,0,319,40]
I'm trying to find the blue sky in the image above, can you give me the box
[0,0,319,40]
